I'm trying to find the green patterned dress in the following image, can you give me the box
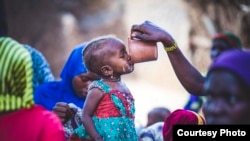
[69,80,138,141]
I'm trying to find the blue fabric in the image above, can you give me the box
[24,45,55,91]
[60,42,88,86]
[34,42,88,110]
[184,95,204,113]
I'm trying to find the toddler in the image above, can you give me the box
[69,35,138,141]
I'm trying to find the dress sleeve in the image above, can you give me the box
[88,80,111,93]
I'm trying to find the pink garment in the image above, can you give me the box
[0,105,65,141]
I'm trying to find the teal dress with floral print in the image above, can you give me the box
[69,80,138,141]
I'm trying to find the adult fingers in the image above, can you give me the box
[55,102,68,106]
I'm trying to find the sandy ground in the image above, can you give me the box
[123,0,192,126]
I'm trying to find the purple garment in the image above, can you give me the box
[34,42,88,110]
[208,49,250,87]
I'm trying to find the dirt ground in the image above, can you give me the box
[123,0,192,126]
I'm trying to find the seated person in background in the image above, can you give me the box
[202,50,250,124]
[184,31,243,113]
[34,42,100,139]
[0,37,65,141]
[138,107,171,141]
[162,109,205,141]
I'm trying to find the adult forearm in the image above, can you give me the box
[166,47,205,96]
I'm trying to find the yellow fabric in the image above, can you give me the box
[0,37,34,112]
[191,111,205,125]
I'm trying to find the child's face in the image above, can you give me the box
[104,39,134,75]
[72,72,100,98]
[202,70,250,124]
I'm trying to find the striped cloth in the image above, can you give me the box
[0,37,34,112]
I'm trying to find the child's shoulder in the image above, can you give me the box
[88,80,112,93]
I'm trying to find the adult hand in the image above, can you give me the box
[52,102,73,124]
[130,20,175,47]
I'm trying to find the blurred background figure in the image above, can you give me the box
[138,107,171,141]
[146,107,171,127]
[0,37,65,141]
[184,31,242,113]
[202,50,250,124]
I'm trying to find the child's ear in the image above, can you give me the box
[101,65,113,77]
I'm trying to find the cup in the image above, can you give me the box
[127,37,158,63]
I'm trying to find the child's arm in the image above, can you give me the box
[82,88,104,141]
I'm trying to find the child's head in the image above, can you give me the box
[83,35,134,79]
[146,107,171,127]
[203,50,250,124]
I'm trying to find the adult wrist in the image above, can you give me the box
[164,41,177,52]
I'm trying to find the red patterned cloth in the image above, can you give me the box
[95,90,134,119]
